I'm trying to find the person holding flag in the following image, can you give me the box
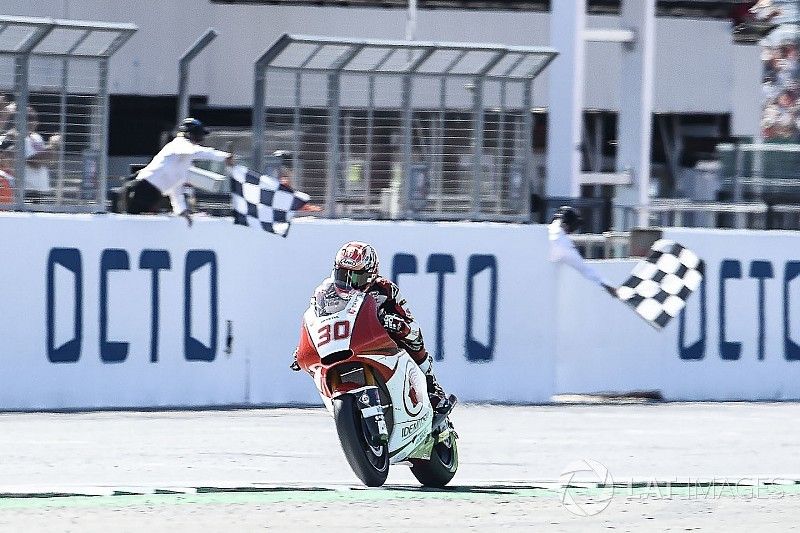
[549,205,704,329]
[124,117,233,226]
[548,205,617,296]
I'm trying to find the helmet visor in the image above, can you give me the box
[333,268,371,290]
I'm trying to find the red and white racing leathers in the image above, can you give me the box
[364,276,428,365]
[309,275,449,411]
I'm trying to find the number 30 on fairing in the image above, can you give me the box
[317,320,351,346]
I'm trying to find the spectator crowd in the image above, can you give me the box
[0,94,61,203]
[750,0,800,25]
[761,39,800,141]
[752,1,800,141]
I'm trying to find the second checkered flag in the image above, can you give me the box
[613,240,704,330]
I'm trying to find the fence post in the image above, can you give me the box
[293,71,302,190]
[325,72,341,217]
[252,35,293,174]
[364,75,375,210]
[734,142,744,229]
[58,29,93,207]
[436,77,447,213]
[96,58,110,211]
[252,65,266,173]
[496,81,505,212]
[522,81,534,222]
[471,79,484,219]
[12,53,30,209]
[401,75,413,218]
[177,29,218,123]
[11,22,53,209]
[57,57,69,206]
[326,44,363,217]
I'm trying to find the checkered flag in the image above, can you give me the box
[613,240,704,330]
[230,165,309,237]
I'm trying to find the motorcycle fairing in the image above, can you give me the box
[297,283,435,462]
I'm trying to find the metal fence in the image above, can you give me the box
[716,142,800,229]
[643,199,771,229]
[0,16,136,212]
[252,34,556,222]
[717,142,800,202]
[620,143,800,230]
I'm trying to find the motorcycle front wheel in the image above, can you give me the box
[333,394,389,487]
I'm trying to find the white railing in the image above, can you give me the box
[570,231,630,259]
[641,200,770,229]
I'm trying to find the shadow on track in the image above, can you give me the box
[378,484,551,495]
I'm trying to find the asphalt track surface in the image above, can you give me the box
[0,403,799,532]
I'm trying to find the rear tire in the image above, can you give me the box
[410,429,458,488]
[333,395,389,487]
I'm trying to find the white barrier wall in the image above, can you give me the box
[557,228,800,401]
[0,214,556,409]
[4,214,800,408]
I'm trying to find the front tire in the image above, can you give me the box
[410,428,458,488]
[333,394,389,487]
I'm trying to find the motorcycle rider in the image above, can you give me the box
[293,241,454,415]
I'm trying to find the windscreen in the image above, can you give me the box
[314,282,355,317]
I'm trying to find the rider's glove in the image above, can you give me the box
[382,313,411,338]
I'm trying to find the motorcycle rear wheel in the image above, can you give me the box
[410,429,458,488]
[333,394,389,487]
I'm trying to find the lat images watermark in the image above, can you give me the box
[559,460,795,517]
[559,459,615,517]
[621,476,792,501]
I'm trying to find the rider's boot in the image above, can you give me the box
[417,354,455,415]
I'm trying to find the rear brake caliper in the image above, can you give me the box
[355,386,389,446]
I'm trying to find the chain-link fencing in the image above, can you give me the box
[252,34,556,222]
[0,16,136,212]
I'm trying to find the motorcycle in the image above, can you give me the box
[293,281,458,487]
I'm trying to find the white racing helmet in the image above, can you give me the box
[332,241,379,291]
